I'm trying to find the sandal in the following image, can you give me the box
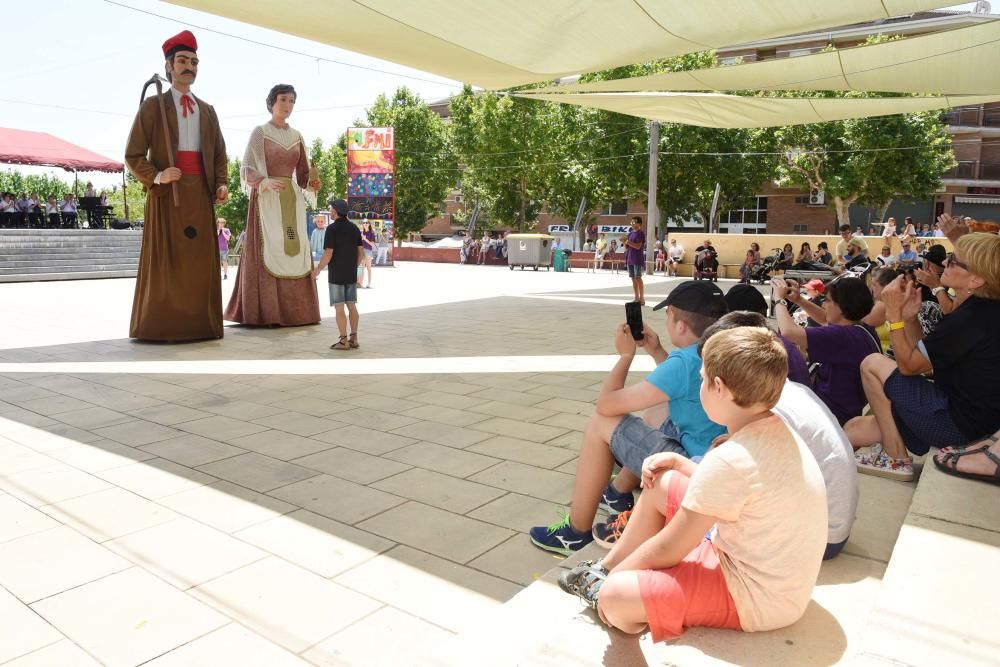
[933,434,1000,486]
[348,333,359,349]
[330,335,350,351]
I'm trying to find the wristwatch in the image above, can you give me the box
[931,286,947,296]
[777,299,791,309]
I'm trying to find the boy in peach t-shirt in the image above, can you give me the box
[559,327,827,640]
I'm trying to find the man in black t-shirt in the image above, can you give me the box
[312,199,364,350]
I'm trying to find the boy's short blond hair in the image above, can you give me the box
[701,327,787,409]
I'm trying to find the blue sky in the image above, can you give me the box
[0,1,982,187]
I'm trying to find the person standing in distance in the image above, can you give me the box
[312,199,363,350]
[624,216,647,304]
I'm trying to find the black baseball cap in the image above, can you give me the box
[328,198,349,216]
[724,284,768,316]
[652,280,728,316]
[922,244,947,268]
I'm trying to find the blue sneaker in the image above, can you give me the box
[529,512,593,556]
[599,483,634,514]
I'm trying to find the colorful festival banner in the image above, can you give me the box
[347,127,395,266]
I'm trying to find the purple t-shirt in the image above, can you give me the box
[780,335,811,386]
[217,228,230,251]
[804,324,881,425]
[625,229,645,266]
[363,228,376,249]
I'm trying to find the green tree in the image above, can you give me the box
[215,158,249,236]
[308,137,346,209]
[773,36,955,229]
[0,169,74,199]
[362,87,455,239]
[450,85,551,230]
[578,52,779,231]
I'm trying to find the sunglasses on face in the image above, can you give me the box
[946,253,968,270]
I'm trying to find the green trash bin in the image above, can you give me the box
[553,248,568,272]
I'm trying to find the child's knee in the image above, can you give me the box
[599,572,643,628]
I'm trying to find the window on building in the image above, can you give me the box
[788,48,814,58]
[601,201,629,216]
[793,224,808,233]
[454,195,463,203]
[720,57,740,66]
[722,196,768,232]
[794,195,810,205]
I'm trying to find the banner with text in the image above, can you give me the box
[347,127,395,266]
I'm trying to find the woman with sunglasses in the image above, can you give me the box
[844,233,1000,482]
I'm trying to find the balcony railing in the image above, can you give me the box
[981,162,1000,180]
[985,113,1000,128]
[944,161,978,179]
[943,107,982,126]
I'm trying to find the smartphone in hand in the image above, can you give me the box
[625,301,644,341]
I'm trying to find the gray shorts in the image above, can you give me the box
[627,264,644,278]
[610,414,686,476]
[219,250,228,261]
[329,283,357,305]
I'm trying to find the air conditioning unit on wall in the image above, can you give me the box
[808,189,825,206]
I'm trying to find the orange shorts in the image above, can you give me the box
[637,471,742,642]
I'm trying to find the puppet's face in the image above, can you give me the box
[167,50,198,85]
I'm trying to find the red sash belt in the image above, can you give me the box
[175,150,204,175]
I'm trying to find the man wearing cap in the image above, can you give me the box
[312,199,363,350]
[914,244,955,318]
[125,30,228,341]
[529,281,727,555]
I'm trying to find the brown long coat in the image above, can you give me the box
[125,91,227,341]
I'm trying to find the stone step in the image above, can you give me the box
[0,229,142,235]
[0,262,138,275]
[0,242,143,250]
[0,253,141,260]
[0,230,145,281]
[0,256,140,269]
[854,462,1000,667]
[436,473,917,667]
[0,270,137,283]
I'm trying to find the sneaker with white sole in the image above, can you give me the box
[592,510,632,549]
[557,559,608,610]
[529,513,594,556]
[855,443,914,482]
[599,483,634,514]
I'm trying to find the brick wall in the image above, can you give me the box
[762,184,837,235]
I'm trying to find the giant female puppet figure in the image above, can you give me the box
[125,30,228,341]
[225,84,321,326]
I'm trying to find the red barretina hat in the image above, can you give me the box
[162,30,198,58]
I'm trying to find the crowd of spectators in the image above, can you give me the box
[526,213,999,643]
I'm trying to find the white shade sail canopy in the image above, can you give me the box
[512,92,1000,128]
[165,0,950,89]
[526,19,1000,95]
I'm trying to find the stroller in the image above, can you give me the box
[748,248,782,284]
[693,247,719,281]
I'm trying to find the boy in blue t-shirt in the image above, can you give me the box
[530,281,728,555]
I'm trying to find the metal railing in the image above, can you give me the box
[944,161,978,179]
[943,107,982,126]
[980,162,1000,180]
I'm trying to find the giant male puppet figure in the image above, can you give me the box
[125,30,228,341]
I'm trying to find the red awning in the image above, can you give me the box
[0,127,123,173]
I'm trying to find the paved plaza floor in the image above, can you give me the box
[0,263,679,666]
[6,264,995,667]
